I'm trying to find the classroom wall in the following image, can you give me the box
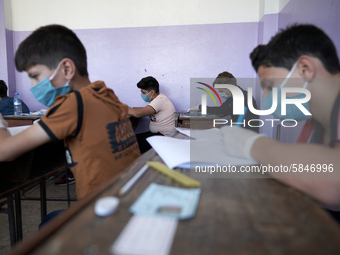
[0,0,8,86]
[267,0,340,142]
[2,0,339,138]
[3,0,263,116]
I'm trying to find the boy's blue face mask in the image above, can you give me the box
[262,62,311,121]
[219,92,231,99]
[141,91,152,102]
[30,62,71,107]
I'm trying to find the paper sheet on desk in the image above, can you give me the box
[147,128,256,169]
[8,125,31,136]
[175,127,191,137]
[175,127,222,140]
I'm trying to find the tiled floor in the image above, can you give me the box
[0,173,77,254]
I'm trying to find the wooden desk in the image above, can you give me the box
[8,137,340,255]
[177,112,226,129]
[4,115,42,127]
[0,141,66,247]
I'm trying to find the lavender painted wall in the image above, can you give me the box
[279,0,340,59]
[0,0,8,86]
[5,29,18,97]
[257,13,280,139]
[255,0,340,141]
[277,0,340,143]
[4,0,340,135]
[11,22,259,117]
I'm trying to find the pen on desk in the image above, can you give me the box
[236,106,248,127]
[118,164,149,196]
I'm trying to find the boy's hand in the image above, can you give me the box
[0,114,8,129]
[220,126,266,160]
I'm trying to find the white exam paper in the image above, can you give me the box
[147,128,256,169]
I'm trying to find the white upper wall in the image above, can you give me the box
[4,0,290,31]
[258,0,290,18]
[264,0,290,14]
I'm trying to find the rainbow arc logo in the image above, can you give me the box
[196,82,222,106]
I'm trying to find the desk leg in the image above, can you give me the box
[14,192,23,241]
[40,180,47,221]
[7,195,17,247]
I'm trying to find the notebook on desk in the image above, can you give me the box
[146,128,256,169]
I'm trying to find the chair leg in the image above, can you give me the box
[40,180,47,221]
[7,195,17,247]
[14,192,23,241]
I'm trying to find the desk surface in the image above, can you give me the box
[8,140,340,255]
[178,112,227,129]
[178,111,220,119]
[3,115,42,120]
[4,115,42,127]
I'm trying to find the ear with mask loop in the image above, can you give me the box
[49,61,63,81]
[261,62,312,121]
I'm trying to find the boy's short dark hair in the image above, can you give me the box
[250,24,340,74]
[0,80,8,98]
[213,71,238,87]
[137,76,160,93]
[15,24,88,76]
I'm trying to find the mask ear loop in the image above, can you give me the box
[147,90,152,100]
[280,62,298,88]
[50,61,72,86]
[49,61,63,81]
[302,81,309,89]
[65,79,71,86]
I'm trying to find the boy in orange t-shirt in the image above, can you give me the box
[0,25,140,199]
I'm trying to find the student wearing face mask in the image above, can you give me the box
[0,25,141,200]
[0,80,30,115]
[188,71,259,132]
[219,24,340,216]
[128,76,176,153]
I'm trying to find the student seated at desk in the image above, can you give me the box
[0,25,140,200]
[188,71,259,132]
[220,24,340,220]
[0,80,30,115]
[128,76,176,153]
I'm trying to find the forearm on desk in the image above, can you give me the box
[0,127,11,140]
[0,124,51,162]
[128,106,155,118]
[251,137,340,208]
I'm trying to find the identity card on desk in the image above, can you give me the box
[130,183,201,220]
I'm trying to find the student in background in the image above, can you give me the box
[128,76,176,153]
[220,24,340,216]
[188,71,259,132]
[0,24,140,199]
[0,80,30,115]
